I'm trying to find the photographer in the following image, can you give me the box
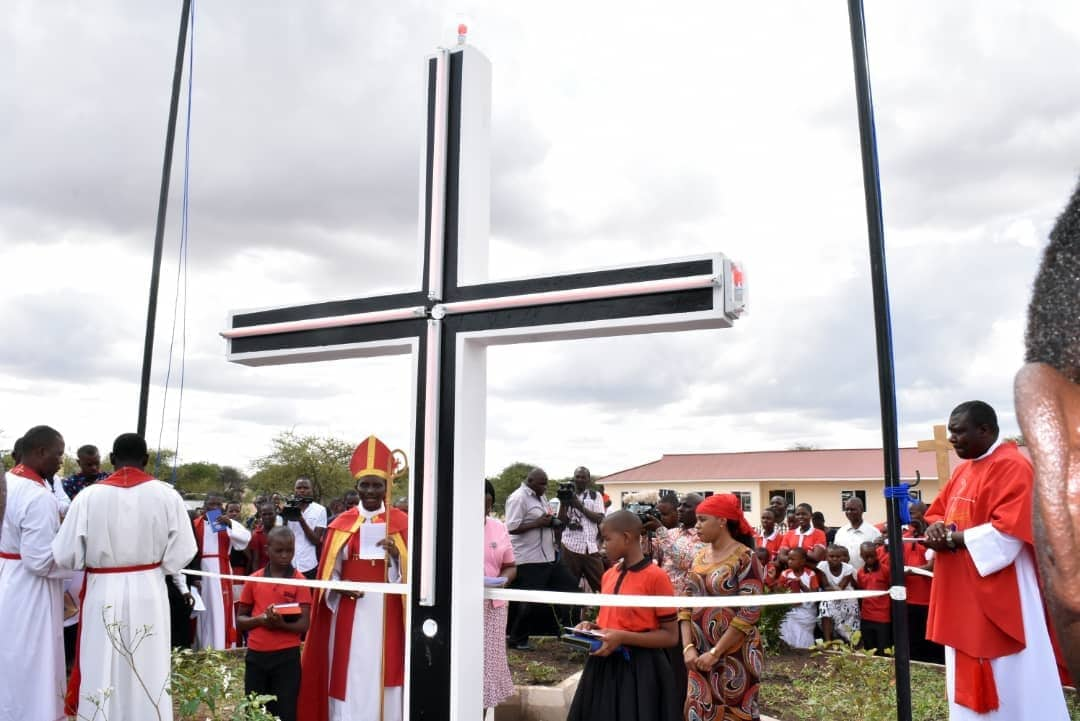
[284,477,327,580]
[557,466,606,593]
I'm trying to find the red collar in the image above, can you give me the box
[10,464,46,487]
[100,467,156,488]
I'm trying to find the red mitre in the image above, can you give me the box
[349,435,404,480]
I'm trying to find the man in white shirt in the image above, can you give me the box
[556,466,606,593]
[832,497,881,571]
[285,477,327,579]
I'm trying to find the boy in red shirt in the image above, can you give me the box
[237,527,312,721]
[567,510,680,721]
[856,541,891,655]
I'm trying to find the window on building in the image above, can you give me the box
[733,491,753,512]
[841,489,868,513]
[768,489,796,508]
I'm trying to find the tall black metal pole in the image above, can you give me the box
[846,3,913,721]
[137,0,193,437]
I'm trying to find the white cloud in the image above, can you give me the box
[4,0,1078,486]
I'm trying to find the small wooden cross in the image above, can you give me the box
[917,424,952,481]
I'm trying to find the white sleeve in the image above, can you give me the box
[51,477,70,518]
[171,572,190,594]
[162,491,198,574]
[226,519,252,551]
[24,493,64,578]
[51,493,86,571]
[387,554,402,583]
[314,504,328,529]
[965,523,1023,577]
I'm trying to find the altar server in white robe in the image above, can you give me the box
[0,425,68,721]
[194,491,251,649]
[53,432,197,720]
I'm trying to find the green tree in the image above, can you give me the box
[173,462,224,496]
[249,431,355,501]
[221,466,248,499]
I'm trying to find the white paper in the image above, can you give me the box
[359,522,388,559]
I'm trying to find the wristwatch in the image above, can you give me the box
[945,530,956,550]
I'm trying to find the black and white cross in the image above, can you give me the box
[222,44,746,720]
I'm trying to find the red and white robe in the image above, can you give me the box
[194,513,251,650]
[299,504,408,721]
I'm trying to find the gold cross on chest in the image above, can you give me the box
[917,424,953,482]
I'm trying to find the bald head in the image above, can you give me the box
[602,510,643,535]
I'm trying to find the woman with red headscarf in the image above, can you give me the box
[678,494,764,721]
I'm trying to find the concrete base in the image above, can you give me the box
[493,671,582,721]
[487,673,781,721]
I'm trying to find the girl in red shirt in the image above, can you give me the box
[567,511,680,721]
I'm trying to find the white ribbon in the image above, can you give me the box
[183,568,892,607]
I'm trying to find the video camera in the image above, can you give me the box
[556,481,576,503]
[280,495,311,521]
[624,502,661,525]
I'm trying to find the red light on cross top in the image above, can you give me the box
[457,24,468,45]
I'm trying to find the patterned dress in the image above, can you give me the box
[680,545,764,721]
[659,527,706,595]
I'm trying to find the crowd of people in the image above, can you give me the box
[0,430,410,721]
[0,399,1074,721]
[486,401,1073,721]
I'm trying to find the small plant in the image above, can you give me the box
[757,601,788,653]
[522,660,561,685]
[172,648,277,720]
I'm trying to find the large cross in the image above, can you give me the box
[221,45,746,720]
[917,423,953,483]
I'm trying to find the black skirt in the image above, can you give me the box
[567,646,680,721]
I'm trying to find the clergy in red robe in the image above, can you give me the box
[298,435,409,721]
[193,492,251,650]
[924,401,1068,720]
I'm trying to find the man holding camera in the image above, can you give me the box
[505,467,580,650]
[557,466,606,592]
[285,477,327,580]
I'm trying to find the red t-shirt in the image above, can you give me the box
[857,561,891,623]
[596,559,676,632]
[238,568,313,652]
[779,527,827,551]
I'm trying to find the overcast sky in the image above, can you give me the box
[5,1,1080,484]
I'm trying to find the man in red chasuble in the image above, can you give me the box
[299,435,408,721]
[924,401,1068,720]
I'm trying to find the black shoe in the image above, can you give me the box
[510,641,535,651]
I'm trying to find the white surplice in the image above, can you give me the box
[52,476,197,721]
[943,524,1069,721]
[0,472,68,721]
[195,517,250,650]
[326,504,403,721]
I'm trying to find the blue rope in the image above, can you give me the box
[154,0,195,481]
[883,484,912,524]
[171,0,195,483]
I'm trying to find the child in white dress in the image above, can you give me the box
[816,544,859,643]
